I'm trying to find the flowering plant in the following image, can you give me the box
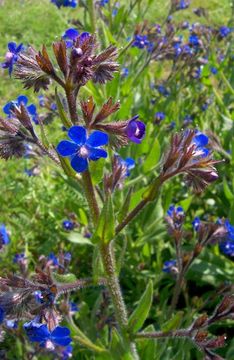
[0,0,234,359]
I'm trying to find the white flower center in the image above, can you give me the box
[79,146,89,158]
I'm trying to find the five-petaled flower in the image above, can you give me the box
[24,321,72,348]
[57,126,109,173]
[1,42,24,76]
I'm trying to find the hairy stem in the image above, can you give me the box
[65,87,79,124]
[87,0,96,33]
[100,242,139,359]
[136,329,190,340]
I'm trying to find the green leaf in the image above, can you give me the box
[53,272,77,283]
[90,158,105,185]
[118,188,132,223]
[143,138,161,173]
[58,155,77,177]
[55,88,72,128]
[128,280,153,334]
[223,177,234,201]
[78,208,88,226]
[92,196,115,244]
[161,311,184,332]
[38,119,50,149]
[137,324,156,359]
[110,328,134,360]
[67,232,94,246]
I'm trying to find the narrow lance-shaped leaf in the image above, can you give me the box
[92,196,115,244]
[118,187,132,223]
[128,280,153,334]
[55,88,72,128]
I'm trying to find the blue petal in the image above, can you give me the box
[16,43,24,53]
[52,335,72,346]
[27,104,37,115]
[17,95,28,105]
[57,140,78,157]
[70,156,88,172]
[3,102,13,115]
[68,126,86,145]
[88,147,107,161]
[63,28,79,40]
[125,157,135,169]
[51,326,70,338]
[0,224,10,244]
[8,42,17,53]
[194,133,209,147]
[86,131,109,147]
[0,308,5,324]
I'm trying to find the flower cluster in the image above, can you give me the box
[3,95,38,124]
[161,130,219,193]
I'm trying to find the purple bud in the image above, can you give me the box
[125,116,146,144]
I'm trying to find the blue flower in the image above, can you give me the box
[176,0,190,10]
[125,116,146,144]
[62,220,75,231]
[3,95,38,124]
[132,35,150,49]
[62,29,90,48]
[0,308,5,324]
[100,0,109,5]
[192,217,201,231]
[69,302,79,314]
[121,67,129,78]
[5,319,18,329]
[157,85,170,97]
[57,126,109,173]
[219,240,234,257]
[62,28,79,48]
[183,115,193,126]
[13,253,26,264]
[24,321,72,347]
[1,42,24,76]
[210,67,218,75]
[62,345,73,359]
[223,219,234,240]
[167,205,184,217]
[219,26,231,38]
[48,253,59,266]
[189,34,200,47]
[118,157,135,177]
[64,252,72,262]
[0,224,10,247]
[51,0,77,8]
[162,260,177,273]
[192,67,202,79]
[166,205,184,230]
[155,112,165,124]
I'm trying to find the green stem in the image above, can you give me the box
[82,170,100,226]
[65,87,79,124]
[87,0,96,33]
[220,71,234,96]
[100,242,139,359]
